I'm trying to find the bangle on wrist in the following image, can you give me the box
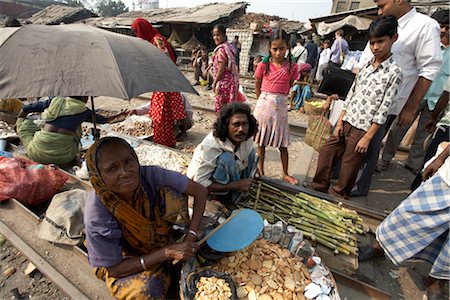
[187,229,198,238]
[139,256,147,271]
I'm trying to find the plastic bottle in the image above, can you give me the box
[279,225,296,248]
[296,239,314,258]
[263,224,272,240]
[270,221,283,243]
[288,230,304,254]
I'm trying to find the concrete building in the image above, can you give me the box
[331,0,374,13]
[137,0,159,10]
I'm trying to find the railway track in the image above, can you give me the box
[0,198,112,299]
[192,104,307,137]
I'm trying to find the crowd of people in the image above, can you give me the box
[1,1,449,298]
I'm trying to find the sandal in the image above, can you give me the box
[283,175,299,185]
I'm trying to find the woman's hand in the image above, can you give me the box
[328,94,339,102]
[213,82,219,95]
[165,242,199,261]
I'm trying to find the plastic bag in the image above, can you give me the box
[0,157,68,205]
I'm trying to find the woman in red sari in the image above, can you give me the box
[131,18,185,148]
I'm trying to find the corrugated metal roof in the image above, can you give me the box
[84,2,247,27]
[28,4,96,25]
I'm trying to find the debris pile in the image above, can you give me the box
[228,13,282,30]
[111,116,153,138]
[134,144,189,172]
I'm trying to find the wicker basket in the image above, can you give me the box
[0,111,18,125]
[304,99,326,116]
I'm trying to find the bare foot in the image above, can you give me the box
[283,175,299,185]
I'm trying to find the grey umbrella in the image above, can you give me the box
[0,24,197,99]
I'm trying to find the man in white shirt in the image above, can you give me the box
[292,38,308,66]
[351,0,442,196]
[377,9,449,174]
[187,103,257,202]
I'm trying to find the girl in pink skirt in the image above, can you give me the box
[254,30,300,184]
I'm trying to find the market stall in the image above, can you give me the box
[1,107,373,299]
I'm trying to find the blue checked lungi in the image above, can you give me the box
[376,173,450,280]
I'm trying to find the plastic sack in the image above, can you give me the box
[0,157,68,205]
[37,189,87,245]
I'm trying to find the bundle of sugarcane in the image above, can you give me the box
[240,180,363,255]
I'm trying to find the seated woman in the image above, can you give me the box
[15,96,125,166]
[84,137,207,300]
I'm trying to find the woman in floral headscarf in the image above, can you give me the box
[131,18,185,148]
[84,137,207,299]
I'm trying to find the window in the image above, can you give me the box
[336,1,347,13]
[350,2,360,10]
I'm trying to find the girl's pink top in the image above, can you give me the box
[255,61,299,95]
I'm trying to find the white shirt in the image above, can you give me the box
[187,132,254,188]
[318,48,331,66]
[357,8,442,115]
[292,45,308,65]
[438,147,450,187]
[424,142,450,187]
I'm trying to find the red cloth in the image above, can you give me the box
[150,92,186,148]
[131,18,176,64]
[255,61,299,95]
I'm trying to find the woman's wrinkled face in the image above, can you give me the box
[97,143,140,199]
[212,28,225,45]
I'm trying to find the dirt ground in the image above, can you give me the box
[0,71,440,300]
[0,239,68,300]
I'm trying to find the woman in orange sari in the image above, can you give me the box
[131,18,186,148]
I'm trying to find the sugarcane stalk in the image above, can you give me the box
[293,223,351,244]
[289,218,353,239]
[316,233,358,255]
[253,181,261,210]
[302,231,337,251]
[244,180,364,255]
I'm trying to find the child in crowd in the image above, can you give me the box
[288,80,312,111]
[316,39,331,83]
[306,15,402,199]
[253,30,300,184]
[252,55,263,73]
[288,63,313,111]
[193,46,213,89]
